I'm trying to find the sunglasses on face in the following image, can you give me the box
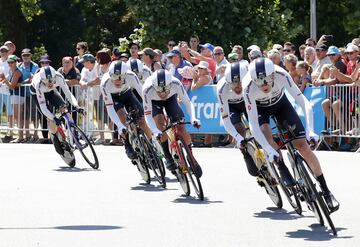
[346,52,355,55]
[40,62,50,65]
[168,43,176,47]
[214,52,223,56]
[254,74,274,87]
[305,43,312,46]
[328,54,337,57]
[22,54,31,57]
[316,49,324,52]
[283,49,291,52]
[76,48,81,50]
[7,61,15,64]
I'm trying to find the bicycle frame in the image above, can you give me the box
[165,125,188,174]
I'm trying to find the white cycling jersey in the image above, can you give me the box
[31,72,79,120]
[243,65,315,155]
[216,77,244,138]
[100,70,142,129]
[142,74,196,135]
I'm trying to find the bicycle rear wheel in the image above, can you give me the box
[297,156,336,235]
[140,134,166,188]
[247,142,282,208]
[69,124,99,169]
[178,137,204,200]
[55,131,76,168]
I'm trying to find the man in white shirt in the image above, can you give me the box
[213,46,229,84]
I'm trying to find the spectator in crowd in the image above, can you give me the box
[248,48,263,62]
[351,37,360,47]
[139,47,162,72]
[283,41,296,56]
[167,47,193,87]
[299,44,306,60]
[79,53,100,139]
[74,41,88,72]
[18,48,39,142]
[164,40,176,68]
[191,61,213,147]
[177,66,194,92]
[127,58,152,84]
[267,49,284,68]
[272,44,284,56]
[154,48,166,69]
[129,41,140,60]
[232,45,249,66]
[39,54,51,67]
[304,46,317,70]
[284,54,300,84]
[227,52,239,63]
[0,45,13,140]
[120,53,129,62]
[180,42,216,79]
[213,46,229,83]
[345,44,359,76]
[1,55,24,143]
[312,44,331,80]
[189,34,200,52]
[4,41,16,55]
[305,38,317,48]
[296,61,312,92]
[111,47,122,61]
[58,56,80,91]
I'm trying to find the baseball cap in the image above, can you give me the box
[345,43,359,53]
[0,45,9,52]
[227,52,239,60]
[247,45,261,52]
[267,49,281,57]
[21,48,32,55]
[78,53,96,63]
[326,46,341,55]
[112,47,122,57]
[7,55,18,63]
[199,43,215,52]
[39,54,52,63]
[166,47,181,57]
[315,44,328,51]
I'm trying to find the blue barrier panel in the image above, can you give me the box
[182,85,326,135]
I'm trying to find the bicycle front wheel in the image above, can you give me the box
[247,142,282,208]
[69,124,99,169]
[178,136,204,200]
[140,134,166,188]
[297,155,336,235]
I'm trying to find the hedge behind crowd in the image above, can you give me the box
[1,0,360,64]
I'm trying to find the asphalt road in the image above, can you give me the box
[0,144,359,247]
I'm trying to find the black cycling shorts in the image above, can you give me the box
[31,88,66,116]
[151,94,184,122]
[111,89,144,116]
[229,101,247,125]
[257,94,305,137]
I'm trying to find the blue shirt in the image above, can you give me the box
[172,59,192,81]
[18,62,39,96]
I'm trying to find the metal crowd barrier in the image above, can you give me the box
[320,84,360,152]
[0,84,115,140]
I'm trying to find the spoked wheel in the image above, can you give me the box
[297,156,337,235]
[69,124,99,169]
[140,134,166,188]
[132,157,151,184]
[178,137,204,200]
[247,142,282,208]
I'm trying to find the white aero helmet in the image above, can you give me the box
[109,61,128,80]
[127,58,144,76]
[224,62,247,86]
[152,69,173,92]
[248,57,275,87]
[40,66,57,84]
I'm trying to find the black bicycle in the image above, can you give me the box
[272,116,337,235]
[127,109,166,188]
[55,109,99,169]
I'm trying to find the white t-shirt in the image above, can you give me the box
[80,62,101,100]
[0,59,10,95]
[215,58,229,83]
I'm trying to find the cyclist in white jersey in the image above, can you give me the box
[142,69,201,174]
[243,57,339,212]
[217,62,258,177]
[127,58,152,84]
[100,61,151,160]
[30,66,81,155]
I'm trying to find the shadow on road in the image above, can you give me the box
[253,207,303,221]
[0,225,122,231]
[171,195,223,205]
[285,224,352,241]
[53,166,100,172]
[131,183,176,192]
